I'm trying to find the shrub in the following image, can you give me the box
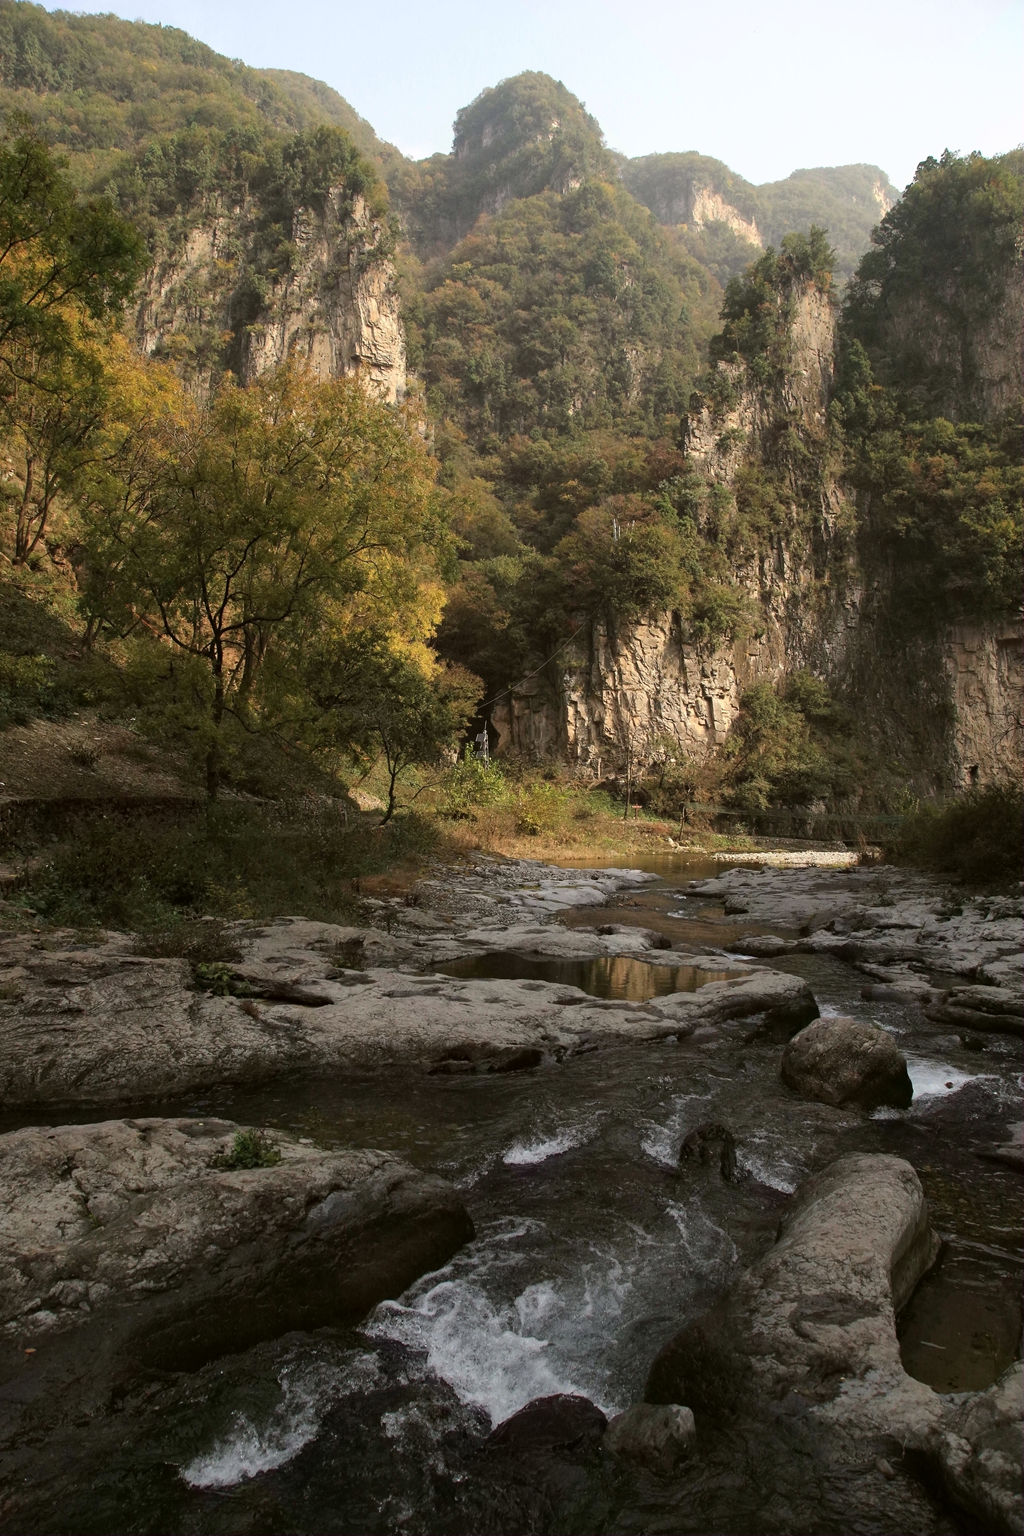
[215,1128,282,1170]
[437,757,510,817]
[888,782,1024,885]
[12,800,441,931]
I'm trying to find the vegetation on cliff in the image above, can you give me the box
[0,6,1019,847]
[0,120,474,812]
[835,150,1023,623]
[0,0,398,189]
[622,152,897,284]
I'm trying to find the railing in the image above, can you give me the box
[671,803,906,842]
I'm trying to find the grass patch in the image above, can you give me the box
[9,798,443,932]
[424,759,677,860]
[887,782,1024,886]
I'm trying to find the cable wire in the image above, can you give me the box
[477,621,588,713]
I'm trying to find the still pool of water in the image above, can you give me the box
[436,950,742,1000]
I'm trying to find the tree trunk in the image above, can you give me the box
[206,670,225,800]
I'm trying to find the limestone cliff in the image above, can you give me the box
[621,153,762,248]
[947,623,1024,787]
[688,187,762,246]
[135,189,406,402]
[495,281,854,773]
[493,273,1022,793]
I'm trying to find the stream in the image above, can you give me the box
[6,855,1022,1535]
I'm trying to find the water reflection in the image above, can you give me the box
[437,951,739,1002]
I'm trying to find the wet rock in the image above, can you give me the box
[648,968,818,1038]
[487,1393,607,1454]
[978,1145,1024,1172]
[646,1153,943,1449]
[924,983,1024,1038]
[728,934,793,958]
[690,866,1024,990]
[679,1122,737,1180]
[596,924,672,949]
[911,1076,1007,1129]
[0,1118,472,1435]
[781,1015,913,1110]
[935,1361,1024,1536]
[604,1402,695,1475]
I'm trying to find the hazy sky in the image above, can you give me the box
[52,0,1022,191]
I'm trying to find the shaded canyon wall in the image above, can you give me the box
[493,286,1022,791]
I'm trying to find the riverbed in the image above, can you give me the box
[2,854,1021,1535]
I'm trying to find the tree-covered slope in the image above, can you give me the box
[391,71,619,255]
[0,0,402,189]
[414,179,719,448]
[758,164,897,281]
[834,149,1023,624]
[621,151,897,284]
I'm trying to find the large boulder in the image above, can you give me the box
[646,1153,942,1445]
[781,1015,913,1110]
[0,1117,472,1436]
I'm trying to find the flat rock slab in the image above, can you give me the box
[0,1117,472,1435]
[697,865,1023,989]
[0,922,817,1106]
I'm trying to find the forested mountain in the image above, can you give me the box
[0,0,1020,810]
[622,153,898,284]
[0,0,401,187]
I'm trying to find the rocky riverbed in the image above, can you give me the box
[0,853,1020,1535]
[0,863,816,1107]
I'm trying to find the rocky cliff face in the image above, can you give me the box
[885,267,1023,423]
[495,284,853,771]
[135,189,406,402]
[947,622,1024,788]
[494,282,1022,791]
[622,161,761,246]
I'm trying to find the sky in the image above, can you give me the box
[50,0,1023,192]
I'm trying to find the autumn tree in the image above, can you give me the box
[81,361,448,795]
[0,118,144,565]
[304,629,480,821]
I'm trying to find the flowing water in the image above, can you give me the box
[5,857,1021,1535]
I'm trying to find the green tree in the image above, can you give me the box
[81,362,444,795]
[0,118,144,564]
[0,116,143,364]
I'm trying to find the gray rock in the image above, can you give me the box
[647,968,818,1038]
[935,1361,1024,1536]
[646,1153,943,1448]
[781,1015,913,1110]
[689,866,1024,989]
[0,925,819,1106]
[728,934,793,958]
[604,1402,696,1475]
[0,1117,472,1435]
[924,983,1024,1038]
